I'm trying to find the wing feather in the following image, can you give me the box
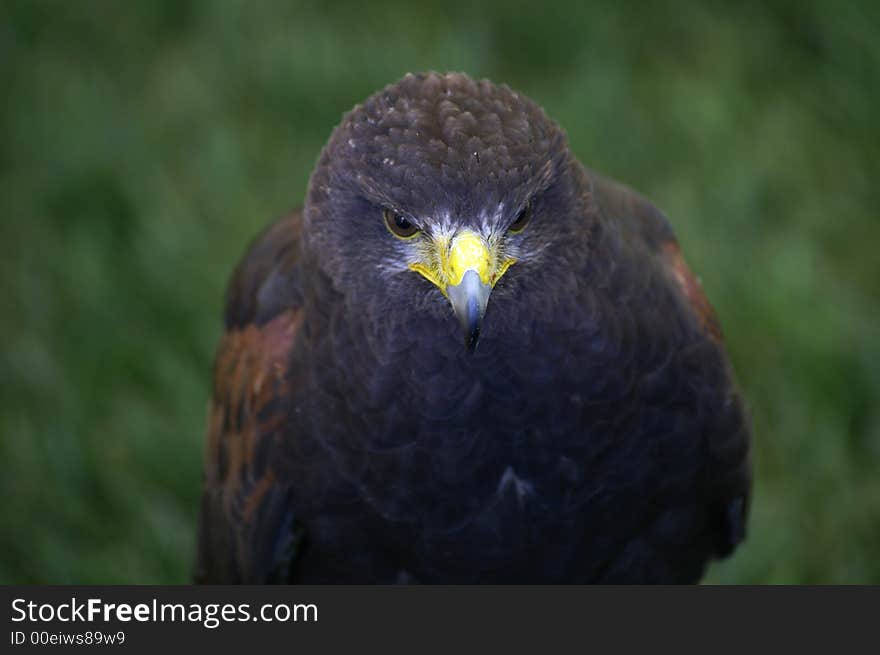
[591,172,724,344]
[194,212,305,583]
[590,173,752,557]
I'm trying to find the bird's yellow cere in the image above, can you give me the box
[447,231,491,286]
[408,229,515,296]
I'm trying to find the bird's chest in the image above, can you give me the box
[291,325,642,520]
[282,305,704,581]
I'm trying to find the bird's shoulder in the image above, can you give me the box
[195,210,306,583]
[589,171,722,343]
[588,171,751,557]
[224,210,305,329]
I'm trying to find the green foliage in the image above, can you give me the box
[1,0,877,583]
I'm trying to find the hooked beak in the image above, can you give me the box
[408,229,515,352]
[446,269,492,351]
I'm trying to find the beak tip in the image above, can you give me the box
[447,269,491,353]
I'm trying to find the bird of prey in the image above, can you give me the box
[194,72,751,584]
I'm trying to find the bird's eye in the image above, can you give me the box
[508,200,532,234]
[384,208,420,239]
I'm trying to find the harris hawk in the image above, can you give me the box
[194,72,752,584]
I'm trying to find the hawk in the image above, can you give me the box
[194,72,751,583]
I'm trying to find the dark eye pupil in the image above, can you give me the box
[384,208,419,238]
[510,201,531,231]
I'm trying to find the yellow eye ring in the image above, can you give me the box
[383,208,420,239]
[508,200,532,234]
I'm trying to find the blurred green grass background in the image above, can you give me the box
[1,0,878,583]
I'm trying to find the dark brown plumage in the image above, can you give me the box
[195,72,752,584]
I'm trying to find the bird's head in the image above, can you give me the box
[304,72,583,351]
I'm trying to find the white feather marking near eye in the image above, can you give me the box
[433,210,454,235]
[479,202,505,234]
[376,256,411,276]
[505,237,548,266]
[374,239,418,278]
